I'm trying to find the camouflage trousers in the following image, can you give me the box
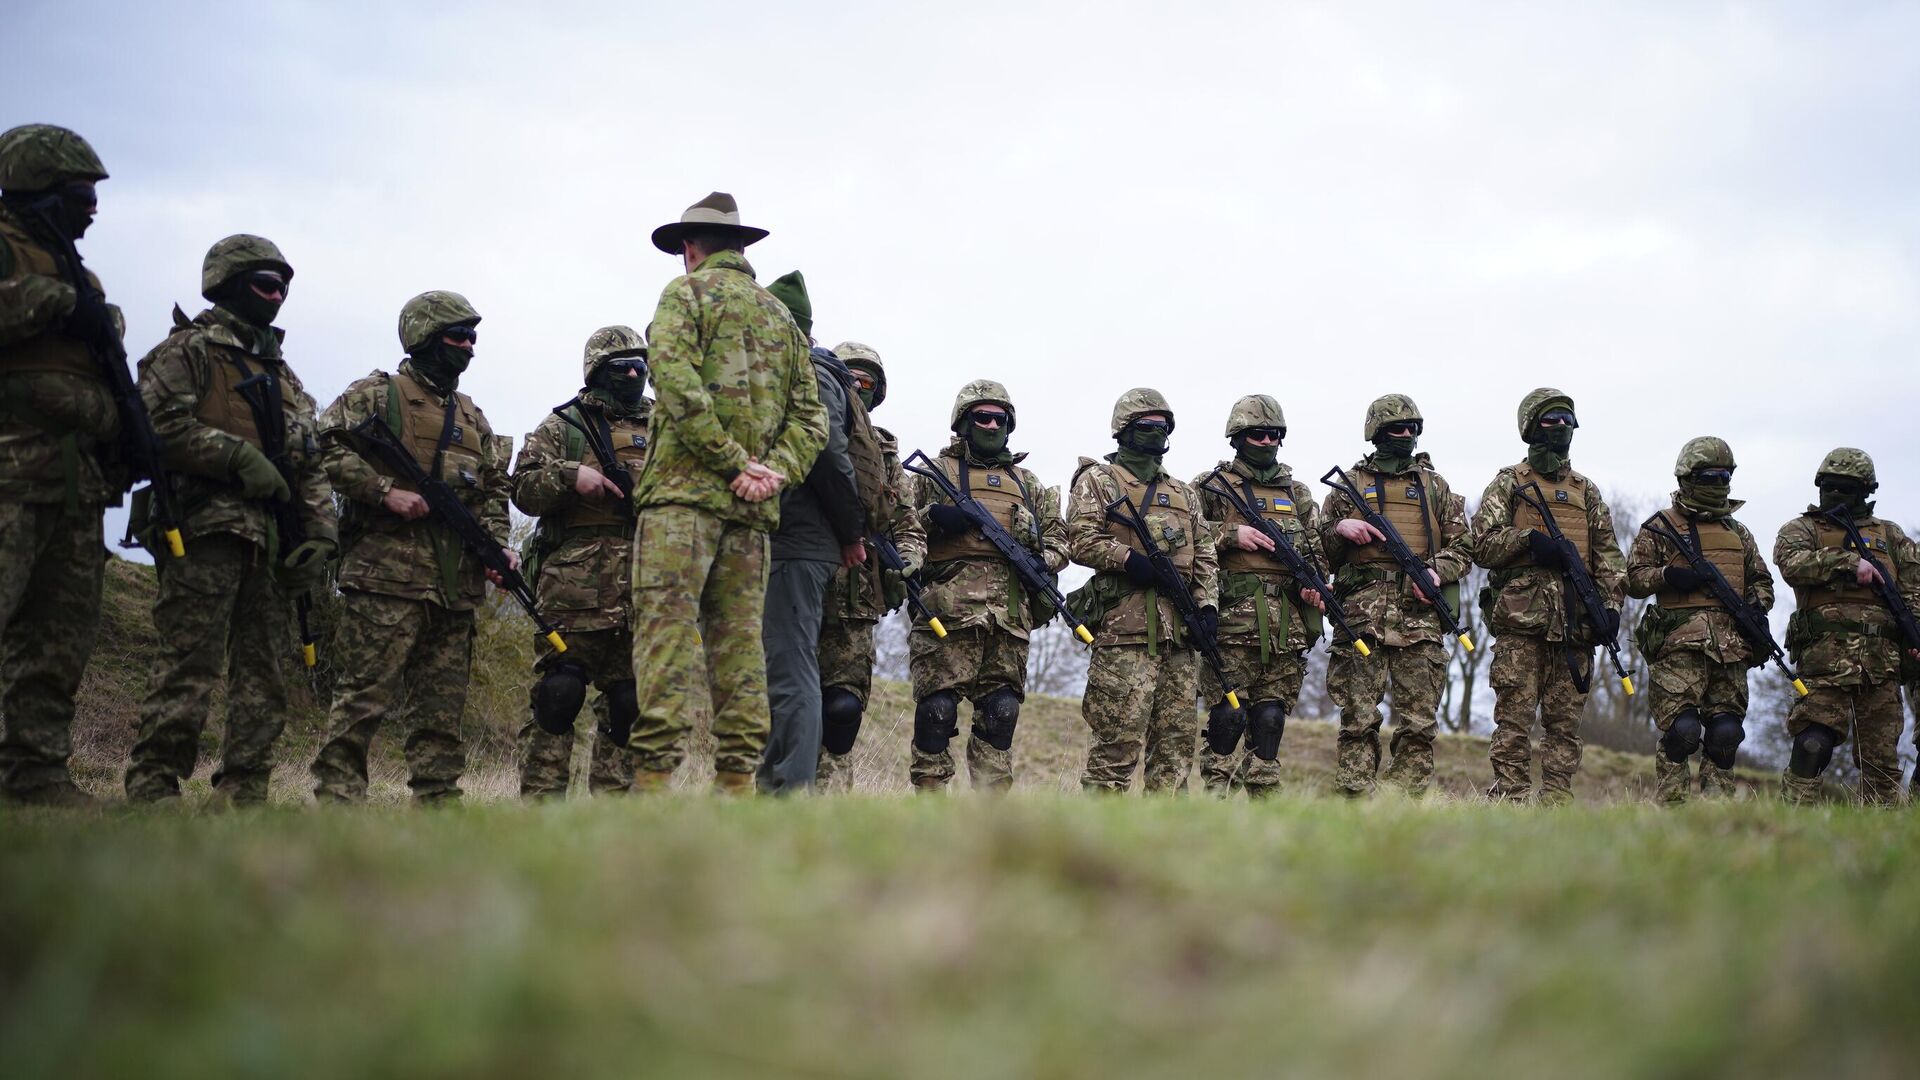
[310,590,474,803]
[0,501,103,799]
[1198,642,1304,797]
[908,624,1028,791]
[1081,643,1197,794]
[518,628,636,799]
[814,616,876,793]
[1487,634,1590,804]
[629,506,769,777]
[1327,639,1447,797]
[126,532,293,803]
[1647,649,1749,805]
[1780,679,1903,806]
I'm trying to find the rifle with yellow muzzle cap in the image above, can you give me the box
[1202,469,1370,658]
[1644,513,1806,697]
[1102,493,1240,710]
[1512,480,1633,696]
[1321,466,1475,654]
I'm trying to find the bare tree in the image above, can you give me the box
[1026,619,1092,696]
[873,610,910,682]
[1441,563,1491,732]
[1579,488,1658,753]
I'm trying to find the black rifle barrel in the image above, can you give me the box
[1511,481,1633,695]
[1200,470,1370,657]
[1102,493,1240,709]
[868,531,946,638]
[1318,466,1474,652]
[1642,514,1805,696]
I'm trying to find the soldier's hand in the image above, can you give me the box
[63,290,120,348]
[1413,567,1441,606]
[575,464,623,500]
[1527,530,1566,567]
[1234,524,1275,552]
[228,443,292,502]
[1299,587,1326,613]
[1855,558,1884,587]
[382,487,430,520]
[485,547,521,587]
[1334,519,1385,545]
[841,542,868,569]
[1908,647,1920,664]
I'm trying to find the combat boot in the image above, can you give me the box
[911,776,948,795]
[630,769,674,794]
[711,770,754,796]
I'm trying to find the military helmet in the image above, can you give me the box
[200,234,293,301]
[1110,387,1174,436]
[583,324,646,383]
[1815,447,1877,489]
[1364,393,1423,440]
[1224,394,1285,438]
[1674,436,1735,478]
[397,290,481,353]
[950,379,1015,431]
[0,124,108,191]
[833,341,886,407]
[1517,386,1577,441]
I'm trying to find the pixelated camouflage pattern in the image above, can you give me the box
[1644,651,1746,805]
[199,234,292,298]
[1486,634,1591,803]
[0,124,107,189]
[1066,458,1219,646]
[1625,497,1773,666]
[1108,386,1173,435]
[1329,638,1448,796]
[1773,511,1920,689]
[583,324,647,384]
[896,439,1065,639]
[1223,394,1284,437]
[517,628,636,798]
[1081,644,1198,793]
[1674,436,1734,476]
[1322,452,1473,647]
[397,290,480,353]
[906,627,1032,791]
[0,502,103,798]
[1471,461,1627,641]
[1781,681,1903,805]
[1198,641,1304,796]
[948,379,1015,430]
[1362,393,1423,440]
[1194,458,1325,652]
[511,397,650,633]
[1516,386,1575,439]
[1814,447,1876,487]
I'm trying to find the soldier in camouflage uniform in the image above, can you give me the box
[1321,394,1473,797]
[1471,388,1626,804]
[0,125,122,807]
[1624,437,1774,805]
[124,235,337,803]
[1191,394,1328,798]
[509,325,652,798]
[1772,448,1920,805]
[308,290,514,804]
[896,380,1066,792]
[628,193,826,793]
[1068,388,1220,794]
[815,342,925,792]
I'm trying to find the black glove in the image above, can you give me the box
[64,291,118,349]
[1662,566,1704,593]
[1197,604,1221,642]
[1123,550,1159,587]
[926,503,971,539]
[1600,607,1621,641]
[1526,530,1565,568]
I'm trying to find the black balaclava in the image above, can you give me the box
[1816,476,1873,520]
[7,181,96,241]
[588,358,649,412]
[409,331,473,393]
[212,273,285,329]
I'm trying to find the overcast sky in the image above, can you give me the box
[10,1,1919,563]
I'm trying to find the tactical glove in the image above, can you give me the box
[279,537,337,590]
[881,568,908,612]
[927,504,971,538]
[1123,550,1159,587]
[228,443,291,502]
[1600,607,1621,641]
[1526,530,1565,568]
[1662,566,1704,592]
[64,291,119,349]
[1197,605,1221,642]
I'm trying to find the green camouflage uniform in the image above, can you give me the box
[628,248,825,781]
[1471,388,1626,804]
[126,236,338,802]
[510,326,653,798]
[1068,389,1219,794]
[896,380,1066,792]
[1624,438,1773,805]
[0,125,121,805]
[309,292,511,804]
[1322,395,1474,798]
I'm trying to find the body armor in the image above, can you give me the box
[1510,461,1591,564]
[1653,511,1747,610]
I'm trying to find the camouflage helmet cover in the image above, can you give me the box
[200,234,293,300]
[1815,447,1877,489]
[1517,386,1577,441]
[950,379,1015,431]
[397,290,481,353]
[1673,436,1735,478]
[1364,393,1423,440]
[0,124,108,190]
[1224,394,1285,438]
[1110,387,1174,436]
[583,324,646,383]
[832,341,886,407]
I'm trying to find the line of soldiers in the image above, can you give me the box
[5,125,1920,809]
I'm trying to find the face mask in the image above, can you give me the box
[1818,481,1868,516]
[1373,434,1417,464]
[590,359,647,408]
[966,423,1010,459]
[1538,425,1574,453]
[856,388,876,411]
[1119,419,1171,457]
[409,340,472,389]
[1234,433,1279,470]
[215,273,286,328]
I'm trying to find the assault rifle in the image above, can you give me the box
[552,395,634,504]
[1512,481,1633,695]
[902,449,1093,645]
[1103,493,1240,709]
[1643,513,1806,697]
[1200,469,1371,657]
[1817,508,1920,660]
[869,531,946,639]
[350,414,567,653]
[233,367,318,666]
[1319,466,1474,652]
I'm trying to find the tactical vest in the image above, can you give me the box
[372,371,486,509]
[1510,461,1591,563]
[1216,474,1301,575]
[1347,466,1437,565]
[1098,465,1195,571]
[562,407,649,530]
[841,383,893,532]
[925,457,1035,562]
[1653,511,1746,610]
[0,217,102,380]
[191,348,269,451]
[1801,517,1899,609]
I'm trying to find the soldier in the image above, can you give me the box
[897,380,1067,792]
[0,124,122,807]
[1320,394,1473,797]
[509,325,652,799]
[815,342,924,792]
[1067,388,1219,794]
[123,235,337,803]
[628,193,826,793]
[1624,437,1774,805]
[308,290,515,804]
[1772,448,1920,805]
[1191,394,1328,798]
[1471,388,1626,804]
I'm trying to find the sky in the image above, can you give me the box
[9,1,1920,564]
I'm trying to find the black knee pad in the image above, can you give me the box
[971,688,1022,752]
[1204,701,1246,756]
[1789,723,1840,779]
[821,687,865,756]
[913,691,960,755]
[1247,700,1288,761]
[599,680,638,746]
[532,662,588,736]
[1702,714,1745,770]
[1660,710,1703,763]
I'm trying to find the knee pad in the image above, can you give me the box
[971,688,1022,752]
[1660,710,1703,763]
[1789,723,1840,779]
[821,687,865,756]
[1247,700,1288,761]
[532,663,588,736]
[1203,701,1246,756]
[599,680,638,747]
[913,691,960,755]
[1702,714,1745,770]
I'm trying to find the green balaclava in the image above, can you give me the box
[1673,438,1735,517]
[962,410,1012,463]
[1678,473,1732,516]
[1816,476,1874,519]
[1525,405,1577,475]
[1372,430,1417,475]
[409,334,473,393]
[767,271,812,338]
[1115,419,1169,481]
[1231,432,1280,478]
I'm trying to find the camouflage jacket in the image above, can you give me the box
[1773,510,1920,687]
[632,250,826,530]
[1067,456,1220,649]
[824,426,927,625]
[1193,458,1325,654]
[511,393,651,632]
[0,203,122,505]
[136,304,335,551]
[318,362,512,610]
[896,438,1066,640]
[1625,496,1773,665]
[1471,460,1626,642]
[1320,452,1473,648]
